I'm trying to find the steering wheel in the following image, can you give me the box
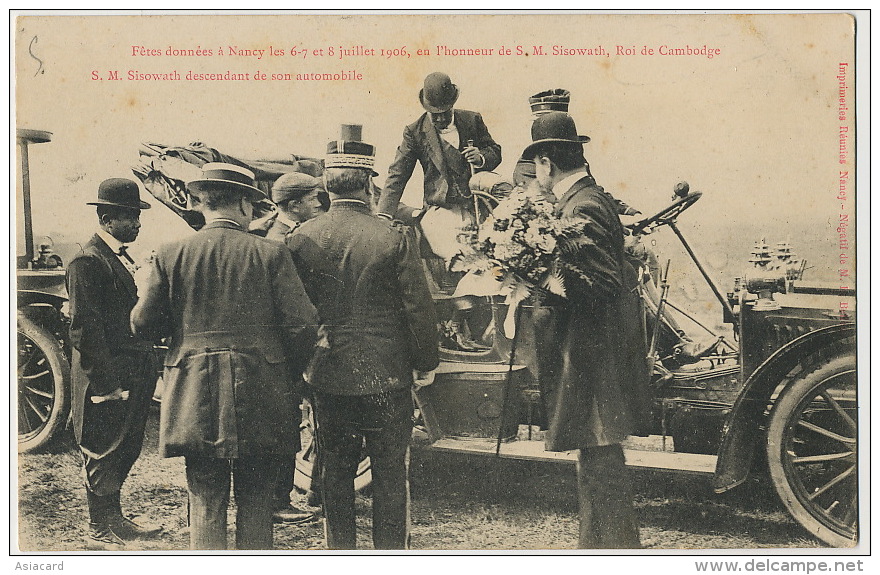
[629,190,702,235]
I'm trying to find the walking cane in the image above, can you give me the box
[495,301,522,457]
[466,139,481,225]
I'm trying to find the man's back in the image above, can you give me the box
[288,201,438,396]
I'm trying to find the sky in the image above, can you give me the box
[13,13,857,294]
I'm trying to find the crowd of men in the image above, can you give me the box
[65,72,648,551]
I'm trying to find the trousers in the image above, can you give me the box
[79,352,156,497]
[184,455,279,550]
[576,443,641,549]
[313,387,413,550]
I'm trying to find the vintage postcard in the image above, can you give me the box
[11,10,867,566]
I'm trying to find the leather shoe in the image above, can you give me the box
[111,516,162,540]
[272,504,316,524]
[86,522,126,550]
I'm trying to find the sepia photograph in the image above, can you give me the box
[11,9,868,565]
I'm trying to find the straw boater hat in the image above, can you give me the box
[187,162,266,201]
[87,178,151,210]
[522,111,591,158]
[419,72,459,113]
[324,124,378,176]
[528,89,571,117]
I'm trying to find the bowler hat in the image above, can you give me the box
[87,178,151,210]
[272,172,319,204]
[522,111,590,159]
[187,162,266,201]
[419,72,459,113]
[529,88,571,117]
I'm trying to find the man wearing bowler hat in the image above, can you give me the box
[66,178,161,549]
[523,112,649,548]
[131,163,318,550]
[375,72,501,351]
[287,125,438,549]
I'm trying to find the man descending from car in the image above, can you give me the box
[287,125,439,549]
[375,72,501,351]
[131,163,318,550]
[66,178,161,550]
[524,112,649,548]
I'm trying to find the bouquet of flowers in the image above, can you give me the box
[452,185,599,335]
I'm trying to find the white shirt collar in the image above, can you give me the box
[97,229,125,253]
[207,217,243,228]
[275,211,300,230]
[551,170,590,201]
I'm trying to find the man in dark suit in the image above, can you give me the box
[376,72,501,221]
[287,127,439,549]
[66,178,161,549]
[376,72,501,351]
[131,163,318,550]
[523,112,649,549]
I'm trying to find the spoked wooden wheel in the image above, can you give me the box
[293,397,373,493]
[18,315,70,453]
[766,354,858,547]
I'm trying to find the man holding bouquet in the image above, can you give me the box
[523,111,648,549]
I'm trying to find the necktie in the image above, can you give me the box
[117,245,135,264]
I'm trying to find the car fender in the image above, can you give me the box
[712,323,856,493]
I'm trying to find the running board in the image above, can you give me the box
[424,436,718,476]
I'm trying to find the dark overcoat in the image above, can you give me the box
[376,109,502,217]
[538,175,650,452]
[130,220,318,459]
[286,201,439,396]
[66,234,156,458]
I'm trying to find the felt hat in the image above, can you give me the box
[87,178,151,210]
[271,172,320,204]
[512,158,537,186]
[522,111,590,159]
[187,162,266,201]
[324,124,378,176]
[529,89,571,117]
[419,72,459,113]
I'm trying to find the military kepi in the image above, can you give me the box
[187,162,267,201]
[87,178,151,209]
[325,124,378,175]
[529,89,571,117]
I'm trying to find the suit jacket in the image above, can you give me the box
[249,212,299,243]
[286,200,439,396]
[536,175,650,451]
[131,220,318,458]
[377,109,501,217]
[66,234,155,456]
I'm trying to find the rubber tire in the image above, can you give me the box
[17,315,71,453]
[766,354,858,547]
[293,398,373,493]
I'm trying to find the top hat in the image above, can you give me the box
[87,178,151,210]
[324,124,378,176]
[529,89,571,117]
[522,112,590,159]
[272,172,320,204]
[187,162,266,201]
[419,72,459,113]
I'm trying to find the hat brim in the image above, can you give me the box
[521,136,590,159]
[188,179,267,201]
[419,85,459,113]
[86,200,151,210]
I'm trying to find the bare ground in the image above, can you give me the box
[16,407,824,552]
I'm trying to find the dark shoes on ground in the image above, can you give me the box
[86,517,161,550]
[112,516,162,540]
[86,522,126,550]
[273,504,316,524]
